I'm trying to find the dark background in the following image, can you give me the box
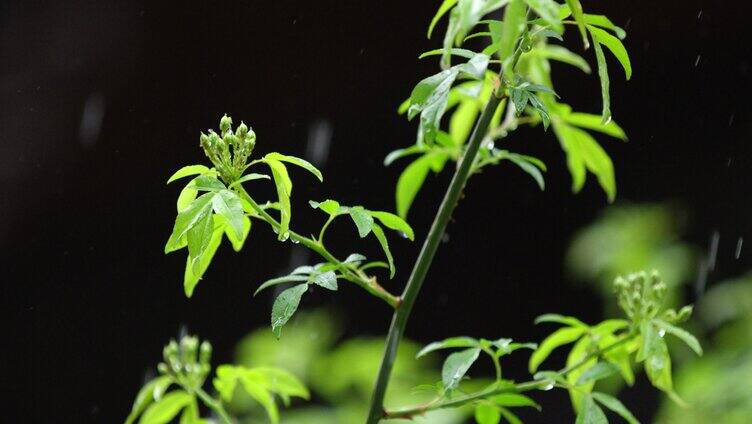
[2,0,750,422]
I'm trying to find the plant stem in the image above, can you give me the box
[234,186,400,308]
[195,387,233,424]
[383,334,636,420]
[365,92,504,424]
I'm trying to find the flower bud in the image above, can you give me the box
[220,114,233,134]
[677,305,693,322]
[236,122,248,139]
[200,341,212,365]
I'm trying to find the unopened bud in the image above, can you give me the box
[220,114,232,134]
[236,122,248,139]
[199,341,212,365]
[677,305,693,322]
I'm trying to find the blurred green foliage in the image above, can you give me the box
[226,309,470,423]
[566,203,752,422]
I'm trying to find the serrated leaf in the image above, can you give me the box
[270,284,308,338]
[510,88,529,115]
[575,395,608,424]
[193,175,226,192]
[166,192,215,253]
[212,189,244,239]
[348,206,374,237]
[167,165,209,184]
[475,403,501,424]
[527,94,551,129]
[417,336,480,358]
[576,362,620,385]
[369,211,415,240]
[442,347,481,390]
[529,326,586,373]
[655,319,703,355]
[371,223,395,278]
[254,275,310,296]
[592,392,639,424]
[312,270,338,291]
[588,25,632,80]
[555,124,616,201]
[139,391,192,424]
[265,152,323,182]
[183,219,223,297]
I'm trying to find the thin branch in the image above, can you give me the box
[234,186,401,308]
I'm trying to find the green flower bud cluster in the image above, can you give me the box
[157,335,213,390]
[200,114,257,184]
[614,270,668,322]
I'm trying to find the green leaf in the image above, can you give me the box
[576,362,620,385]
[227,173,270,189]
[417,336,480,358]
[176,179,199,214]
[312,270,338,291]
[534,313,588,328]
[428,0,458,39]
[538,45,591,73]
[265,158,292,241]
[655,319,703,355]
[270,284,308,338]
[575,395,608,424]
[637,320,659,362]
[369,211,415,240]
[510,88,529,115]
[408,69,457,144]
[419,47,476,60]
[507,153,546,190]
[223,215,251,252]
[166,192,215,253]
[371,223,395,278]
[343,253,367,264]
[584,15,626,39]
[442,347,481,390]
[591,35,612,124]
[396,153,444,218]
[186,210,215,274]
[498,0,526,76]
[529,326,586,373]
[167,165,209,184]
[592,392,640,424]
[564,112,627,140]
[524,0,563,32]
[264,152,323,182]
[499,407,523,424]
[254,275,310,296]
[588,26,632,80]
[309,199,343,216]
[527,94,551,129]
[565,0,589,49]
[252,366,310,401]
[644,336,673,393]
[211,189,244,239]
[139,391,192,424]
[126,376,172,424]
[475,403,501,424]
[238,374,280,423]
[555,124,616,201]
[348,206,374,238]
[384,145,428,166]
[489,393,541,410]
[193,175,226,192]
[183,217,223,297]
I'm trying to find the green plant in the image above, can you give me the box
[127,1,704,423]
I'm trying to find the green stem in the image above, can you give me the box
[195,387,233,424]
[383,334,636,420]
[234,186,401,308]
[365,92,504,424]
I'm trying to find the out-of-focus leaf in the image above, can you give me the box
[575,395,608,424]
[592,392,639,424]
[529,326,586,373]
[139,391,192,424]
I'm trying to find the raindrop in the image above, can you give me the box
[708,231,720,272]
[485,140,495,150]
[697,10,703,20]
[441,232,450,243]
[399,231,409,239]
[603,115,612,125]
[694,55,701,67]
[280,231,290,241]
[291,238,300,244]
[542,381,554,391]
[658,329,666,337]
[728,114,735,126]
[735,237,744,259]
